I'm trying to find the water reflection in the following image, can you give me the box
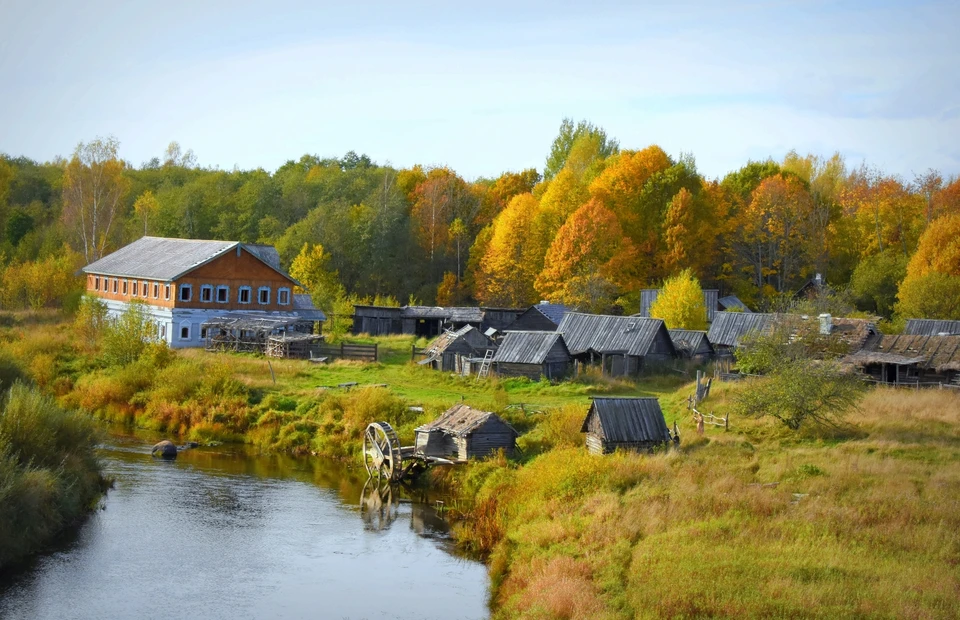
[0,429,488,620]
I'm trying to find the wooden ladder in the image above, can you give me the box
[477,349,494,381]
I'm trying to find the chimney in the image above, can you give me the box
[540,300,550,305]
[819,313,832,335]
[815,273,823,287]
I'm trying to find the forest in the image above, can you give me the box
[2,119,959,324]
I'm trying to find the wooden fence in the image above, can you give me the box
[313,342,378,362]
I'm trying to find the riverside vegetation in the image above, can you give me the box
[2,309,959,617]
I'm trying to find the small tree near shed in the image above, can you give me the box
[650,268,707,330]
[735,360,865,431]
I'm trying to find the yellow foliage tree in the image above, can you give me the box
[289,243,344,316]
[476,194,540,307]
[649,269,707,330]
[895,214,960,319]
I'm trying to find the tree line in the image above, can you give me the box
[1,120,959,323]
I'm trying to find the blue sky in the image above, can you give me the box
[0,0,957,180]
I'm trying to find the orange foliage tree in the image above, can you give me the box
[475,194,541,307]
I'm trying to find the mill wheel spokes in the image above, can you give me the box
[363,422,401,481]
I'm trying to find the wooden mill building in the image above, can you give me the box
[581,397,675,454]
[414,403,518,461]
[81,237,320,348]
[505,302,571,332]
[492,331,572,380]
[668,329,714,363]
[418,325,494,373]
[557,312,676,376]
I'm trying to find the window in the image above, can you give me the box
[258,286,271,305]
[122,280,128,295]
[179,284,192,302]
[164,284,170,300]
[94,276,100,291]
[277,287,290,305]
[200,285,213,303]
[112,278,118,294]
[132,281,139,297]
[179,321,191,341]
[142,281,148,297]
[238,286,251,304]
[216,286,229,303]
[153,283,159,298]
[200,327,208,340]
[159,323,166,340]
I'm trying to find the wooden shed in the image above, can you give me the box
[492,331,572,380]
[414,403,519,461]
[904,319,960,336]
[707,311,774,356]
[581,397,675,455]
[557,313,676,377]
[668,329,714,362]
[844,334,960,385]
[418,325,494,373]
[506,302,570,332]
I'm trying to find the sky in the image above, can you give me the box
[0,0,958,181]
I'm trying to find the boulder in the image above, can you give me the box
[152,440,178,459]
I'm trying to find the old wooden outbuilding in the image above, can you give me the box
[581,397,675,454]
[492,331,572,380]
[707,311,774,356]
[904,319,960,336]
[419,325,494,373]
[557,313,676,376]
[844,334,960,385]
[414,403,518,461]
[717,295,752,313]
[668,329,714,362]
[506,302,570,332]
[352,305,522,338]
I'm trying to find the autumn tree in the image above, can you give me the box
[475,194,540,307]
[649,268,707,330]
[289,243,345,316]
[62,137,130,262]
[411,168,474,267]
[133,190,160,236]
[543,118,619,181]
[895,213,960,319]
[535,199,637,312]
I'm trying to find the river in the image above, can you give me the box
[0,431,489,619]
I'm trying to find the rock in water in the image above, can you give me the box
[152,440,178,459]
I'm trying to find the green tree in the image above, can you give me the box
[101,300,159,366]
[849,250,908,317]
[289,243,345,317]
[133,190,160,236]
[543,118,619,181]
[649,269,707,330]
[735,360,866,431]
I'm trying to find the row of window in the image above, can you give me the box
[92,276,290,306]
[178,284,290,306]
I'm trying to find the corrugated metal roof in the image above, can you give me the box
[580,398,671,443]
[532,303,569,325]
[904,319,960,336]
[557,313,670,357]
[717,296,752,312]
[82,236,297,284]
[292,294,326,321]
[493,331,568,364]
[668,329,712,355]
[707,312,774,347]
[415,403,518,437]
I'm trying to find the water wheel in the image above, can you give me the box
[360,477,397,531]
[363,422,402,481]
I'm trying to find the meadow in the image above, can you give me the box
[2,310,959,617]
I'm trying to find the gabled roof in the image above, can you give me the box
[557,313,672,357]
[531,303,569,325]
[81,236,298,284]
[581,397,671,443]
[707,311,774,347]
[717,296,752,313]
[668,329,713,355]
[493,331,569,364]
[849,334,960,372]
[415,403,518,437]
[904,319,960,336]
[292,294,326,322]
[422,325,488,360]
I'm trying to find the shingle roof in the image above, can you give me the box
[581,398,672,443]
[668,329,712,355]
[707,312,774,347]
[531,303,569,325]
[493,331,568,364]
[292,294,326,321]
[557,313,671,357]
[81,236,296,283]
[904,319,960,336]
[415,403,518,437]
[423,325,480,358]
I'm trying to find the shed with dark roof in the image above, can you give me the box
[580,398,675,455]
[668,329,714,362]
[492,331,572,380]
[557,313,676,376]
[707,311,775,354]
[415,403,518,460]
[506,302,570,331]
[419,325,494,373]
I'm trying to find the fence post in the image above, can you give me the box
[340,343,345,359]
[374,343,378,362]
[725,413,729,431]
[412,344,415,362]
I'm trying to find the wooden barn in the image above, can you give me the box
[506,302,570,332]
[581,397,675,455]
[904,319,960,336]
[492,331,572,380]
[639,288,720,322]
[418,325,494,373]
[707,311,774,356]
[352,305,522,338]
[844,334,960,385]
[557,312,676,377]
[668,329,714,362]
[414,403,518,461]
[717,295,752,313]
